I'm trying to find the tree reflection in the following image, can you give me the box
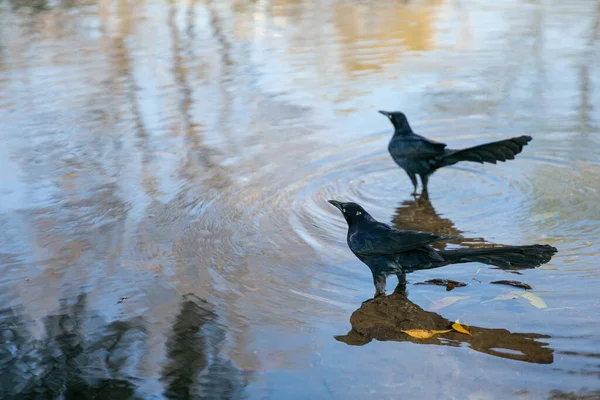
[0,293,145,399]
[9,0,49,12]
[0,293,249,399]
[162,293,248,400]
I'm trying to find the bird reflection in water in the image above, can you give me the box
[393,192,538,280]
[392,191,488,250]
[335,283,554,365]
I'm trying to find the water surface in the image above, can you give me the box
[1,0,599,398]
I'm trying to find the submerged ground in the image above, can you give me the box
[0,0,599,398]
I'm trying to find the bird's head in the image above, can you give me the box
[378,110,412,133]
[328,200,372,226]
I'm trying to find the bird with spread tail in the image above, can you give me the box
[380,111,532,194]
[328,200,557,299]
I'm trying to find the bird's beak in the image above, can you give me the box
[378,110,390,117]
[328,200,343,211]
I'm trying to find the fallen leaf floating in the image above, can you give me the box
[428,295,470,311]
[482,291,547,309]
[505,270,524,275]
[414,279,467,289]
[519,292,547,309]
[490,280,532,290]
[400,329,452,339]
[451,320,472,336]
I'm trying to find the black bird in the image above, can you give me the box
[380,111,532,194]
[328,200,557,299]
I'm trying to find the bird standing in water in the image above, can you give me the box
[328,200,557,299]
[380,111,532,194]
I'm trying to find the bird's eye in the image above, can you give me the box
[356,211,362,216]
[342,209,346,213]
[388,115,392,119]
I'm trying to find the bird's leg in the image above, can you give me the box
[407,172,418,195]
[374,273,387,296]
[362,273,387,303]
[394,271,407,295]
[417,189,430,202]
[419,174,429,195]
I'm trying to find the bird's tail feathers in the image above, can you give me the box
[440,136,532,167]
[438,244,557,269]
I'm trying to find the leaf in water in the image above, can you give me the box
[428,295,470,311]
[452,320,472,336]
[481,291,547,309]
[414,279,467,289]
[401,329,452,339]
[482,292,521,303]
[490,280,532,290]
[505,270,524,275]
[519,292,547,309]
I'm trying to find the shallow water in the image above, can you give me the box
[0,0,599,398]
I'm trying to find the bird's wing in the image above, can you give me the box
[389,134,447,158]
[349,223,459,258]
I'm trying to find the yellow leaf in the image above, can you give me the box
[401,329,452,339]
[452,320,472,336]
